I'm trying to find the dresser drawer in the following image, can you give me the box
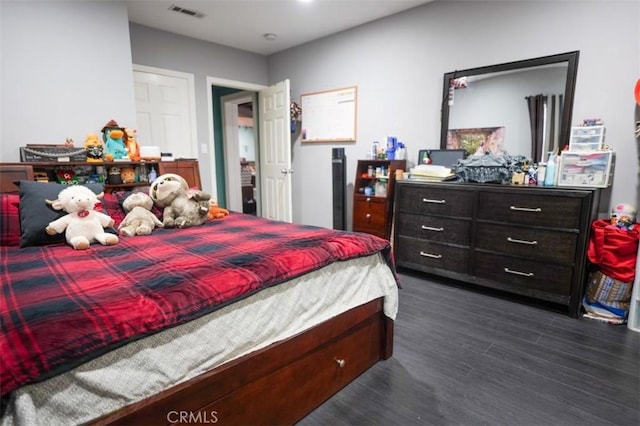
[474,252,572,298]
[476,223,578,264]
[477,191,583,229]
[198,308,385,425]
[396,184,474,218]
[353,197,387,229]
[396,213,471,246]
[396,236,469,273]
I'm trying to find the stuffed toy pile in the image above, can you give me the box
[149,173,211,228]
[45,185,119,250]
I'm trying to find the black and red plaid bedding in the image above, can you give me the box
[0,213,394,397]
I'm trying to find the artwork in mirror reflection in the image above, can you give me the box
[446,65,567,159]
[447,126,506,156]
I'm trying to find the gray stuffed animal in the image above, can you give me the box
[118,192,164,236]
[149,173,211,228]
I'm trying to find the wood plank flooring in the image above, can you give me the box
[299,270,640,426]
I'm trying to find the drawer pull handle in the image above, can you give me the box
[420,251,443,259]
[510,206,542,213]
[421,225,444,232]
[335,359,346,368]
[423,198,446,204]
[365,213,371,219]
[366,197,372,202]
[507,237,538,245]
[504,267,534,277]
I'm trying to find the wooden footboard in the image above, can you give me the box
[93,298,394,425]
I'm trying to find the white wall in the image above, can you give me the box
[128,24,268,193]
[1,1,637,229]
[0,1,136,160]
[268,0,640,227]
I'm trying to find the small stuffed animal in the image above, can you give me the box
[118,192,164,236]
[120,166,136,184]
[149,173,211,228]
[85,133,104,162]
[123,128,140,161]
[207,200,229,220]
[45,185,118,250]
[102,119,128,160]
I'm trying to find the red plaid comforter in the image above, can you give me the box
[0,213,394,397]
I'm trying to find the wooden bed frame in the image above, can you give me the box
[1,163,395,425]
[94,299,393,425]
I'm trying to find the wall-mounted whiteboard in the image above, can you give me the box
[301,86,357,142]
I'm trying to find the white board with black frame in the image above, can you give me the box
[301,86,357,143]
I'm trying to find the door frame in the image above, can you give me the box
[206,77,266,205]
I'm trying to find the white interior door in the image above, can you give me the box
[259,80,292,222]
[133,65,198,158]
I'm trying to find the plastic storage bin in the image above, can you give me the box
[569,126,605,151]
[557,150,615,188]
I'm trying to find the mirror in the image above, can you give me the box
[440,51,579,163]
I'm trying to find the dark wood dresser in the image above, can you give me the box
[393,180,600,317]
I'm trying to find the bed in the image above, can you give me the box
[0,164,399,425]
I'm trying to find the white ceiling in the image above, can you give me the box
[126,0,435,56]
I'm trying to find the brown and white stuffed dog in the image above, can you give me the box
[118,192,164,236]
[149,173,211,228]
[45,185,119,249]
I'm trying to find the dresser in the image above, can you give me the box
[394,180,600,317]
[353,160,406,239]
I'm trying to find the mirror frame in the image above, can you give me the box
[439,51,580,160]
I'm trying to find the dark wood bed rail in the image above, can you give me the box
[93,298,394,426]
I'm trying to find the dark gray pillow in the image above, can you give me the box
[18,181,105,247]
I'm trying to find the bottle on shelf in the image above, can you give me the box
[95,165,107,183]
[148,166,158,181]
[138,163,148,182]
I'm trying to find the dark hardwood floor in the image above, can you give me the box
[300,270,640,426]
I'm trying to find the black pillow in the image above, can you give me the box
[18,181,105,247]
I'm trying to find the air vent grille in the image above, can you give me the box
[168,5,205,18]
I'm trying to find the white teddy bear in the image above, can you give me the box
[45,185,119,250]
[118,192,164,236]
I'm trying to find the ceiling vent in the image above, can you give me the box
[168,5,205,18]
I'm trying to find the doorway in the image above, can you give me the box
[220,91,258,215]
[207,77,292,221]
